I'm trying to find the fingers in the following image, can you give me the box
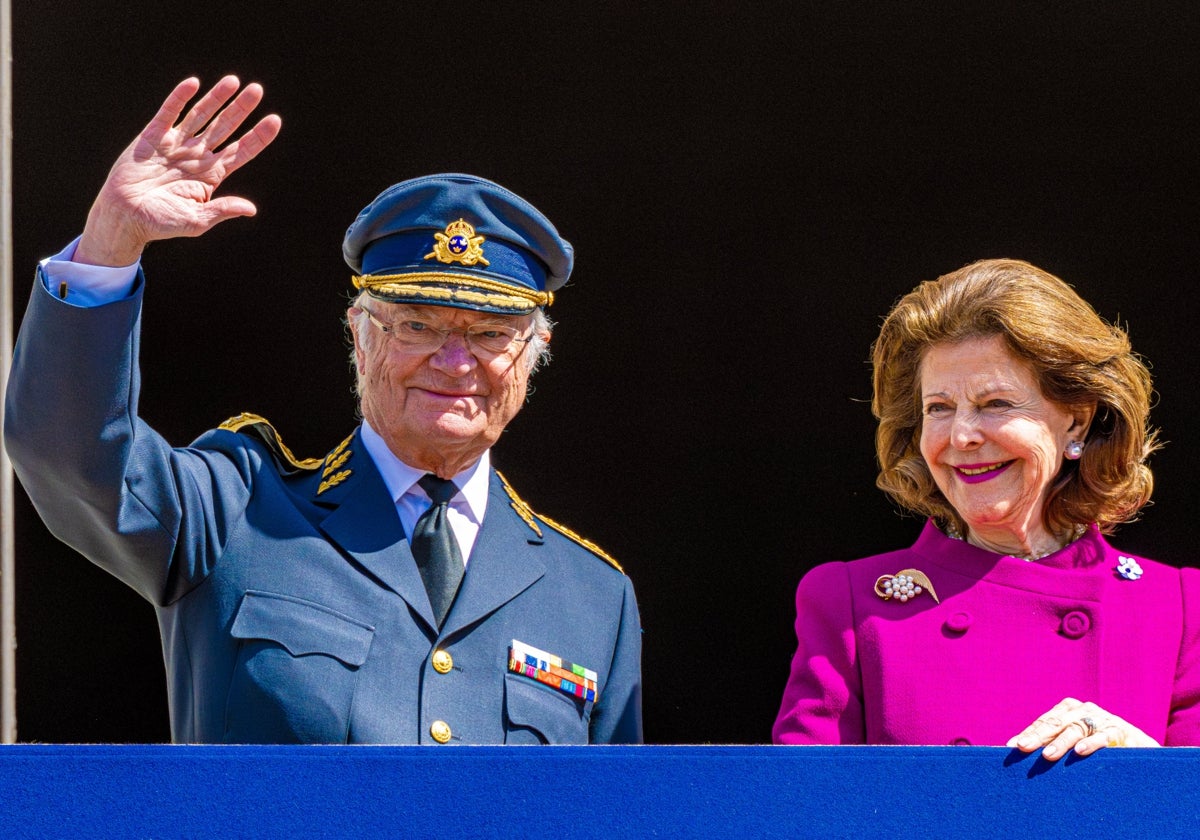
[203,195,260,223]
[1040,711,1095,760]
[198,81,266,147]
[1071,719,1124,756]
[1007,697,1082,754]
[217,113,283,177]
[170,76,281,174]
[144,75,279,154]
[1073,718,1157,755]
[142,77,203,142]
[176,75,243,136]
[1007,698,1159,761]
[84,74,280,258]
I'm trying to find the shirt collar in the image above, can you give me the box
[359,419,490,524]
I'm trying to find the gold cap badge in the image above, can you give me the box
[425,218,490,267]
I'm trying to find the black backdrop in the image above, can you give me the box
[9,3,1200,744]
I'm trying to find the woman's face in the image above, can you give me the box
[918,334,1091,549]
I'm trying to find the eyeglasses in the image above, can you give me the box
[358,305,532,358]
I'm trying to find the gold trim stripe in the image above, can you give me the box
[353,272,554,308]
[536,514,624,574]
[496,471,623,573]
[217,412,324,471]
[497,471,543,538]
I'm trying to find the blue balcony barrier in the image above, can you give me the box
[1,745,1196,839]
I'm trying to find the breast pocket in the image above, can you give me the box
[225,590,375,744]
[503,673,591,745]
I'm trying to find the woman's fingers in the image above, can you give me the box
[1009,698,1158,761]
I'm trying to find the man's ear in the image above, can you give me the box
[348,307,367,372]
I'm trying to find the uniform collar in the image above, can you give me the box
[359,419,490,524]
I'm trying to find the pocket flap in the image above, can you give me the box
[231,590,375,667]
[504,673,588,744]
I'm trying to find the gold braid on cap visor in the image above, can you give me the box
[352,272,554,312]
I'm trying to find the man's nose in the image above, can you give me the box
[428,331,477,372]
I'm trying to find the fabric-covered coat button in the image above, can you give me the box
[950,737,972,746]
[432,649,453,674]
[430,720,452,743]
[944,612,973,633]
[1059,611,1091,639]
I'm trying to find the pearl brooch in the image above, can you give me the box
[874,568,939,604]
[885,574,919,600]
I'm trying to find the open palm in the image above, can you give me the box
[77,76,281,266]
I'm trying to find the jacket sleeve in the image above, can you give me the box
[772,560,864,744]
[3,271,251,606]
[1166,566,1200,745]
[588,573,643,744]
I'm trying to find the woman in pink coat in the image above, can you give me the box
[773,259,1200,757]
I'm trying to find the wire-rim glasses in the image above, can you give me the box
[358,305,532,358]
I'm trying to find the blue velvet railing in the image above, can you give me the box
[1,745,1195,838]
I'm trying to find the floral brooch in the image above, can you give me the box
[1116,556,1143,581]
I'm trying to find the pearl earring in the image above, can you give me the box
[1065,440,1084,460]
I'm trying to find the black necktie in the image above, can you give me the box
[411,475,465,627]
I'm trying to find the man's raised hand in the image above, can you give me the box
[75,76,282,267]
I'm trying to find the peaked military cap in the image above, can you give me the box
[343,173,574,314]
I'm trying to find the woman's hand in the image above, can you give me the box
[76,76,281,267]
[1007,697,1159,760]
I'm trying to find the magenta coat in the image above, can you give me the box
[773,521,1200,746]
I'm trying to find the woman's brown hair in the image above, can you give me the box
[872,258,1157,535]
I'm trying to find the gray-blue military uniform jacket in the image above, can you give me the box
[4,271,643,744]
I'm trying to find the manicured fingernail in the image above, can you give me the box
[1043,745,1059,758]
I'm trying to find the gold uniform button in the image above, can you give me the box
[430,720,452,744]
[431,650,454,674]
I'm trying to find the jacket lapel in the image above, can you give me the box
[441,471,546,637]
[315,429,437,630]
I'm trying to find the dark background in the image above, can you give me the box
[8,2,1200,744]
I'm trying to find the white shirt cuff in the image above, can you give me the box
[39,236,140,306]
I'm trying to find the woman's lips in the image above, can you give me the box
[953,461,1014,484]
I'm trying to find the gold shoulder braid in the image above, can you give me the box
[496,471,543,537]
[497,471,624,573]
[218,412,323,472]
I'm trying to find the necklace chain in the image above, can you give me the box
[944,522,1086,561]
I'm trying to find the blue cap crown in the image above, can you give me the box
[343,173,574,314]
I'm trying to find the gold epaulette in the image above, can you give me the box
[218,412,323,471]
[497,471,624,573]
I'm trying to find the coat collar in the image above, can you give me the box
[913,519,1116,602]
[313,428,546,636]
[315,429,438,629]
[439,473,546,638]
